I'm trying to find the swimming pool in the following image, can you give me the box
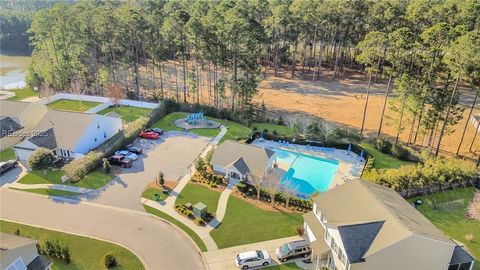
[273,148,339,197]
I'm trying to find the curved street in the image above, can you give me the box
[0,188,206,270]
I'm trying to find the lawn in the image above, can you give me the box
[141,187,168,201]
[17,169,114,190]
[0,220,144,270]
[408,188,480,269]
[98,106,152,123]
[143,205,207,252]
[206,117,251,143]
[151,112,186,131]
[7,87,37,101]
[210,196,303,248]
[360,142,414,169]
[175,182,221,213]
[0,147,16,162]
[252,123,295,137]
[10,188,78,196]
[48,99,101,112]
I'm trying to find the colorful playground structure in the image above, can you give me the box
[187,112,205,125]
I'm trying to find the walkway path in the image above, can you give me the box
[140,125,228,251]
[6,182,94,194]
[203,235,304,270]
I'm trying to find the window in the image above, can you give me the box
[325,230,331,241]
[94,137,97,142]
[104,132,107,138]
[330,238,338,254]
[66,150,70,157]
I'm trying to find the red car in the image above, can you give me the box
[139,131,160,140]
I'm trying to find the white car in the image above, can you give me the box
[115,150,138,161]
[235,250,271,269]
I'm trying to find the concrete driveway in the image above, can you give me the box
[0,163,26,187]
[0,188,206,270]
[80,132,211,210]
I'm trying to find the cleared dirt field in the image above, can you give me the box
[128,62,479,158]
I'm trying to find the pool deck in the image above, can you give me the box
[252,139,365,191]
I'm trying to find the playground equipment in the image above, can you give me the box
[187,111,205,125]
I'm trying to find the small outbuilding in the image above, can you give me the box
[193,202,207,218]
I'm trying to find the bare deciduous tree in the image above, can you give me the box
[282,180,299,208]
[248,173,264,201]
[106,84,123,108]
[319,121,337,142]
[262,168,284,205]
[39,81,54,103]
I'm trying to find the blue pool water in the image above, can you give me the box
[273,148,339,197]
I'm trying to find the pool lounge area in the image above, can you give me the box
[252,139,365,197]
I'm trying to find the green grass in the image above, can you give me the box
[7,87,37,101]
[151,112,186,131]
[206,117,251,143]
[210,196,303,248]
[175,183,221,213]
[252,123,295,137]
[408,188,480,268]
[190,128,221,137]
[143,205,207,252]
[10,188,78,196]
[48,99,101,112]
[141,187,168,201]
[265,263,302,270]
[98,106,152,123]
[17,169,114,189]
[0,148,16,162]
[0,220,144,270]
[360,142,414,169]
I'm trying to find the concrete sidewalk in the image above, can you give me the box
[6,182,94,194]
[203,236,305,270]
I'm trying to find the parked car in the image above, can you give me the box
[144,128,164,135]
[115,150,138,161]
[235,250,271,269]
[127,146,142,154]
[0,160,18,174]
[139,131,160,140]
[275,240,311,262]
[107,155,133,168]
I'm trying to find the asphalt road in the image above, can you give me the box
[0,188,206,270]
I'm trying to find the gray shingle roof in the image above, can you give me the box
[26,255,52,270]
[28,128,57,150]
[0,100,31,117]
[449,245,475,265]
[337,221,385,263]
[0,117,23,138]
[210,140,275,177]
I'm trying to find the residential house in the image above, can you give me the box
[0,232,52,270]
[0,100,47,151]
[210,140,277,181]
[303,179,475,270]
[13,110,122,165]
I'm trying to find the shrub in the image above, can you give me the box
[42,240,71,264]
[157,171,165,186]
[263,128,268,134]
[295,225,305,236]
[364,157,375,171]
[102,158,111,173]
[272,129,278,136]
[375,138,392,154]
[236,182,247,192]
[391,144,410,161]
[27,148,55,170]
[104,254,118,268]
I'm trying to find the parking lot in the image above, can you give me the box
[80,131,211,210]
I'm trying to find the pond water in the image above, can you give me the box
[0,54,31,89]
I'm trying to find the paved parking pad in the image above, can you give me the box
[81,131,210,210]
[203,236,303,270]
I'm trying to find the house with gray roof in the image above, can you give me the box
[304,179,475,270]
[210,140,277,181]
[13,110,122,165]
[0,100,47,151]
[0,232,52,270]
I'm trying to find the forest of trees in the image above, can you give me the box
[23,0,480,156]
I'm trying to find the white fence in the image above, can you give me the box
[470,114,480,133]
[34,93,160,111]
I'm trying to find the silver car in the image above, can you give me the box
[235,250,271,269]
[115,150,138,161]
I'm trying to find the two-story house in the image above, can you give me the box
[0,232,52,270]
[303,179,475,270]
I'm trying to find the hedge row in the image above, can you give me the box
[63,103,166,182]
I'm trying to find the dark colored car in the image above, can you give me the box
[139,131,160,140]
[0,160,18,174]
[107,155,132,168]
[275,240,311,262]
[144,128,164,135]
[127,146,142,154]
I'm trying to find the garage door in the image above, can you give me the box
[13,147,34,165]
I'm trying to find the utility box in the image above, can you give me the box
[193,202,207,218]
